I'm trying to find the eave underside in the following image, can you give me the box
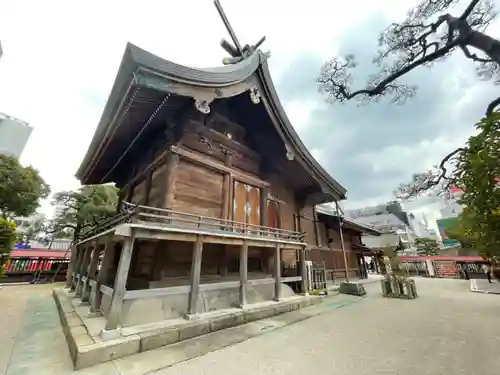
[78,44,346,203]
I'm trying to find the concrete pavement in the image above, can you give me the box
[470,278,500,294]
[153,278,500,375]
[1,277,500,374]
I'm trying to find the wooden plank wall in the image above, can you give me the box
[172,159,224,217]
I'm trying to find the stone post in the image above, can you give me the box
[187,236,203,316]
[103,234,135,334]
[239,241,248,307]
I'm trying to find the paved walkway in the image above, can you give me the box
[470,278,500,294]
[1,278,500,374]
[155,278,500,375]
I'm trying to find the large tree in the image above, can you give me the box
[0,154,50,219]
[404,114,500,258]
[317,0,500,195]
[443,208,477,248]
[50,184,119,243]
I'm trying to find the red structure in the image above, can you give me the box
[3,249,70,283]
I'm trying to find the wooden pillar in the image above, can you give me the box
[274,243,281,301]
[187,236,203,316]
[90,239,114,313]
[222,173,231,221]
[239,241,248,307]
[82,241,100,302]
[75,246,92,297]
[67,245,78,289]
[260,187,269,228]
[143,171,152,206]
[149,241,165,281]
[104,235,135,332]
[299,247,308,294]
[313,206,321,247]
[71,246,84,290]
[163,153,179,209]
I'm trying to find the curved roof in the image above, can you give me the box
[77,43,347,201]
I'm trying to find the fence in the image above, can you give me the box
[305,261,328,294]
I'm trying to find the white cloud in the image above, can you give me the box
[0,0,471,223]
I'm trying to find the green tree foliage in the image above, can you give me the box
[50,185,119,242]
[400,114,500,257]
[414,237,440,256]
[450,114,500,257]
[0,154,50,219]
[443,208,477,249]
[0,219,16,278]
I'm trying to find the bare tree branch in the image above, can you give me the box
[396,147,466,199]
[318,0,499,114]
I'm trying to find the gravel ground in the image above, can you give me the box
[152,278,500,375]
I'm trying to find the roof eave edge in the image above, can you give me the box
[255,61,347,200]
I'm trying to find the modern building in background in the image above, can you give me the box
[344,201,439,255]
[436,202,463,248]
[435,188,463,248]
[0,112,33,159]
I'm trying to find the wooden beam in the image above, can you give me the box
[299,247,308,295]
[239,241,248,306]
[75,246,92,297]
[171,145,270,188]
[90,239,114,313]
[82,241,100,302]
[222,173,231,220]
[260,187,269,228]
[144,170,152,205]
[274,243,281,301]
[187,236,203,315]
[163,152,180,209]
[104,235,135,332]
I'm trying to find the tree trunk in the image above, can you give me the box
[466,30,500,63]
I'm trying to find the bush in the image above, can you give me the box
[0,219,16,278]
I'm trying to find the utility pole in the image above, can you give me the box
[335,201,349,282]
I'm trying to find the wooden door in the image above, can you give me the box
[268,200,280,229]
[233,180,260,231]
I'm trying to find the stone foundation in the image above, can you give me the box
[53,287,321,370]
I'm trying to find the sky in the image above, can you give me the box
[0,0,498,228]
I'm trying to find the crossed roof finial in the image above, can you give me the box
[214,0,267,65]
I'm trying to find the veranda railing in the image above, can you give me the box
[81,201,305,243]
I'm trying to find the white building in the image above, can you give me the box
[13,213,45,235]
[344,201,439,255]
[0,112,33,159]
[440,202,463,219]
[53,204,67,220]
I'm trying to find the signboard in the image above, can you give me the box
[436,218,460,247]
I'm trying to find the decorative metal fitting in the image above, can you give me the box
[195,99,211,114]
[249,86,261,104]
[285,143,295,161]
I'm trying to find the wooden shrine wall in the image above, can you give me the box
[172,159,224,218]
[181,115,260,177]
